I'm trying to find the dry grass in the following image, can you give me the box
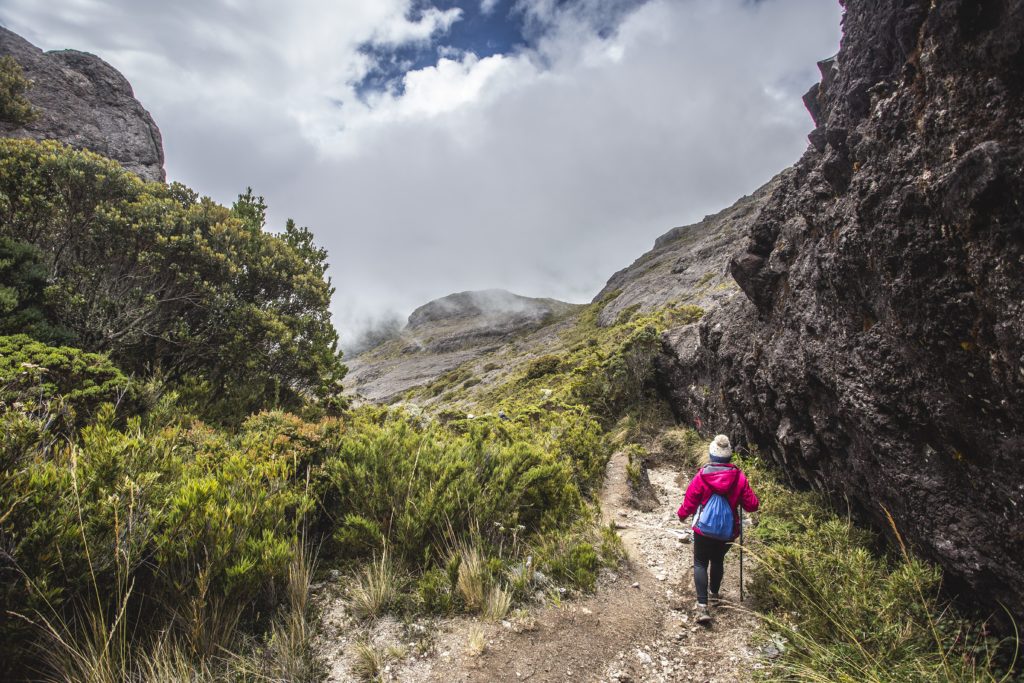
[135,636,215,683]
[349,550,400,620]
[465,625,487,657]
[482,584,512,622]
[350,641,386,681]
[262,544,322,682]
[455,543,487,612]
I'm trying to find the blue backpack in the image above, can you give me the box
[693,472,735,540]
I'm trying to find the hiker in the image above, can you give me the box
[677,434,759,624]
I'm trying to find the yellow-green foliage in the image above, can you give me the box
[318,405,605,566]
[421,366,473,398]
[478,298,703,426]
[624,443,646,491]
[524,354,563,380]
[656,426,704,469]
[742,455,1018,682]
[533,530,600,593]
[0,56,37,126]
[0,404,328,675]
[0,334,135,428]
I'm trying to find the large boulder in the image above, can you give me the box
[660,0,1024,621]
[0,26,165,182]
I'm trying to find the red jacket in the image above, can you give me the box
[677,463,759,540]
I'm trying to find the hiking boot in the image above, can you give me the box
[695,602,712,625]
[709,592,722,605]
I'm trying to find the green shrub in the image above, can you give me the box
[598,523,627,566]
[0,237,72,343]
[0,55,37,126]
[0,335,134,426]
[416,567,455,614]
[0,406,321,675]
[615,304,641,325]
[656,427,703,469]
[524,354,563,380]
[571,323,661,421]
[540,539,599,593]
[624,443,646,491]
[317,410,589,567]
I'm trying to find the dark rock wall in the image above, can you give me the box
[661,0,1024,620]
[0,27,165,182]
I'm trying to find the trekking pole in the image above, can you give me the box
[739,507,745,603]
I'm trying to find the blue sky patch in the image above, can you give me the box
[355,0,649,98]
[356,0,526,98]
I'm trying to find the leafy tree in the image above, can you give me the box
[0,139,346,422]
[0,236,72,343]
[0,56,37,126]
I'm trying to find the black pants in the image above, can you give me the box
[693,533,731,605]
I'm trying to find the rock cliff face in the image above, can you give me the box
[660,0,1024,620]
[0,27,165,182]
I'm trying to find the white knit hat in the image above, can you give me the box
[709,434,732,460]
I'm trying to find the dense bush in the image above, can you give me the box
[0,405,329,677]
[0,237,72,343]
[0,334,134,428]
[0,56,36,126]
[0,139,345,422]
[524,354,563,380]
[317,406,605,568]
[0,398,610,677]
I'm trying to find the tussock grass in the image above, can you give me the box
[455,543,488,612]
[740,453,1020,682]
[135,636,214,682]
[261,544,323,682]
[349,550,401,620]
[350,640,386,681]
[482,585,512,622]
[465,625,487,656]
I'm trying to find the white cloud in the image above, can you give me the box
[481,0,502,15]
[370,6,463,45]
[0,0,843,350]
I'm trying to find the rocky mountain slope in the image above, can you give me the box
[345,289,581,402]
[660,0,1024,622]
[0,26,165,182]
[594,174,781,328]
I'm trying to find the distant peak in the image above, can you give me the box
[407,289,572,329]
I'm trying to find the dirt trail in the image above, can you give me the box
[317,450,762,682]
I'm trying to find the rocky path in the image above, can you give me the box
[317,449,762,681]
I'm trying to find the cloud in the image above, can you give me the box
[370,6,463,45]
[0,0,843,351]
[481,0,502,16]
